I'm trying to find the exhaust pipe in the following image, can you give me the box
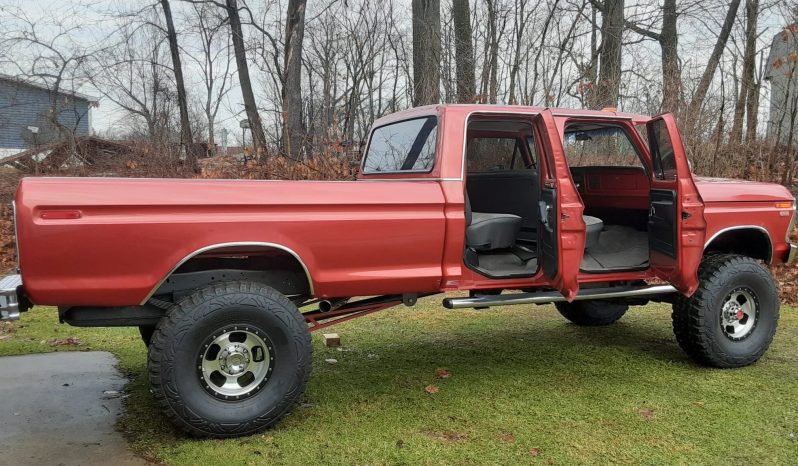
[442,284,677,310]
[319,298,349,313]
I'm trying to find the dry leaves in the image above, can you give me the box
[424,384,439,395]
[424,430,467,442]
[435,368,450,379]
[47,337,82,346]
[529,447,541,457]
[638,407,655,420]
[500,432,515,443]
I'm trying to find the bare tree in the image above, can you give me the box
[225,0,269,160]
[730,0,759,143]
[283,0,307,159]
[160,0,196,167]
[685,0,742,131]
[184,2,235,151]
[452,0,476,102]
[412,0,441,105]
[592,0,625,109]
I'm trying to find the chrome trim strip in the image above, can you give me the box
[703,225,774,264]
[443,284,677,309]
[140,242,315,305]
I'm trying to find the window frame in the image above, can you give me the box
[465,134,535,173]
[360,116,439,175]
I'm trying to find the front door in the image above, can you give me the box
[536,110,585,301]
[646,114,706,295]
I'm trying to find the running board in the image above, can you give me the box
[442,284,677,310]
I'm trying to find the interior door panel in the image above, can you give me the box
[539,187,558,278]
[648,189,677,258]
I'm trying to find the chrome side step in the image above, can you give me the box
[442,284,677,310]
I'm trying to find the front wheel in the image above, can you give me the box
[148,281,312,438]
[672,254,779,368]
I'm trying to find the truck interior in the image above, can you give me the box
[463,118,653,279]
[564,122,651,272]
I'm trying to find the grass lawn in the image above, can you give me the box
[1,298,797,465]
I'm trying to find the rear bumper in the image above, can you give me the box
[0,274,23,321]
[787,244,798,266]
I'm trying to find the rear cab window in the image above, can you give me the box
[362,116,438,174]
[466,136,537,173]
[562,125,641,168]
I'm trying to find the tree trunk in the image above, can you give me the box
[412,0,441,106]
[730,0,758,144]
[659,0,680,114]
[160,0,195,168]
[594,0,624,109]
[452,0,476,103]
[745,49,764,144]
[685,0,742,131]
[226,0,269,161]
[282,0,307,160]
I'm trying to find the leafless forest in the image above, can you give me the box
[1,0,798,186]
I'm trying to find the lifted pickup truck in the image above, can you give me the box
[2,105,796,438]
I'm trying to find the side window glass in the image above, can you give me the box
[363,117,437,173]
[467,137,532,172]
[649,119,677,180]
[563,126,641,168]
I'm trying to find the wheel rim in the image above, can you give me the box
[720,287,759,341]
[198,326,274,400]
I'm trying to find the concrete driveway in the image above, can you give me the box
[0,352,151,466]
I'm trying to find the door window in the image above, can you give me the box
[649,119,677,180]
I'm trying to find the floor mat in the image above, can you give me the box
[476,251,538,277]
[581,225,649,272]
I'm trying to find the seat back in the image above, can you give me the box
[466,170,539,240]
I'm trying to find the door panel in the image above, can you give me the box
[648,189,677,258]
[646,114,706,295]
[539,187,558,278]
[536,110,585,301]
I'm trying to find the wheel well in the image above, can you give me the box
[704,228,772,263]
[150,245,312,301]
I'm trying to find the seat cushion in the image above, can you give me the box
[467,212,522,251]
[584,215,604,250]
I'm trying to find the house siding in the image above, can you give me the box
[0,78,92,152]
[765,26,798,144]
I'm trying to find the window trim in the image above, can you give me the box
[360,116,439,175]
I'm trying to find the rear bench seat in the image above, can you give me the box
[466,170,539,242]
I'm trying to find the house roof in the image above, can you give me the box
[0,73,99,104]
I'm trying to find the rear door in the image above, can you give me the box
[536,110,585,301]
[646,114,706,295]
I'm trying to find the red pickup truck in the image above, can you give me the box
[2,105,796,438]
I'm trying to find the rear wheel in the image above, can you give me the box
[148,281,312,438]
[672,254,779,368]
[555,300,628,326]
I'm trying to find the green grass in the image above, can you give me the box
[2,299,797,465]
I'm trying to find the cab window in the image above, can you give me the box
[362,117,437,173]
[563,126,641,168]
[467,135,536,172]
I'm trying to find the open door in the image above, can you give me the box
[646,113,706,295]
[535,110,585,301]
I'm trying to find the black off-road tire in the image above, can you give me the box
[138,325,155,346]
[672,254,779,368]
[555,300,629,326]
[147,281,312,438]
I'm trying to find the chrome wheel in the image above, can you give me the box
[720,287,758,341]
[198,326,274,400]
